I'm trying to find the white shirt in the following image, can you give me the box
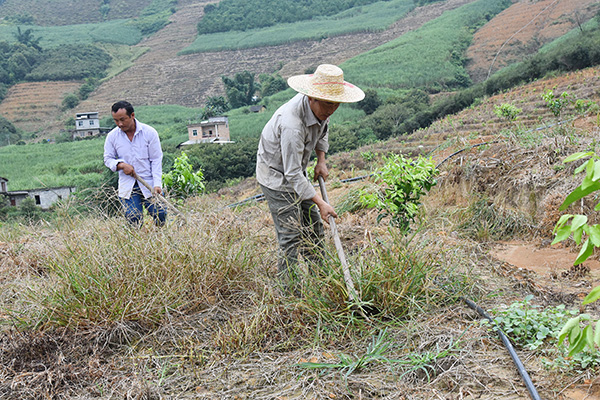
[103,119,163,199]
[256,94,329,200]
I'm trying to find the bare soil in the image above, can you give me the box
[466,0,600,83]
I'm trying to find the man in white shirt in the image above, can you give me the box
[103,100,166,226]
[256,64,364,284]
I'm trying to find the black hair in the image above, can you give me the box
[111,101,134,116]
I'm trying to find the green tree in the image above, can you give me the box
[0,115,20,146]
[203,95,230,119]
[259,73,287,97]
[355,88,381,115]
[13,27,41,51]
[360,154,438,231]
[62,93,80,110]
[163,152,205,199]
[552,151,600,358]
[222,71,258,109]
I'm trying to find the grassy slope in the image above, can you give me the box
[0,0,153,26]
[0,20,143,47]
[0,0,587,191]
[180,0,416,53]
[341,0,510,89]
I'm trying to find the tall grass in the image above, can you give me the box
[180,0,415,54]
[341,0,511,89]
[2,195,472,342]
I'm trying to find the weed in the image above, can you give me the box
[457,198,533,241]
[485,295,577,350]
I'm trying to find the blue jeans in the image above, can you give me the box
[120,183,167,227]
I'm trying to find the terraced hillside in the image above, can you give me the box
[1,0,598,136]
[466,0,600,82]
[0,81,81,138]
[81,0,479,113]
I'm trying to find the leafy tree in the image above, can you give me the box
[355,88,381,115]
[222,71,259,109]
[203,95,230,119]
[259,73,287,97]
[185,137,258,187]
[7,52,30,81]
[0,115,20,146]
[13,27,41,51]
[163,152,205,199]
[62,93,80,110]
[552,151,600,357]
[360,154,438,231]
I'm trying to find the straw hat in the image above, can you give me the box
[287,64,365,103]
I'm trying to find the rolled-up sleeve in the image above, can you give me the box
[103,132,125,172]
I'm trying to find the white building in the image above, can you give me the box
[180,116,234,146]
[74,112,100,138]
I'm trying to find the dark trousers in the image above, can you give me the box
[260,184,325,280]
[119,183,167,227]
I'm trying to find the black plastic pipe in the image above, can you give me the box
[461,296,542,400]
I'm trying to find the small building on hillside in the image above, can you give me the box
[73,112,101,138]
[6,186,77,210]
[0,177,7,193]
[179,116,234,146]
[0,178,77,210]
[249,105,267,113]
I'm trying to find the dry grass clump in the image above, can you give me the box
[0,189,480,398]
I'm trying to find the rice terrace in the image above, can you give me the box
[1,0,600,399]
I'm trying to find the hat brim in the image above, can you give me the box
[287,75,365,103]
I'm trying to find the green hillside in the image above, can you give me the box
[0,0,153,26]
[181,0,417,53]
[0,0,599,194]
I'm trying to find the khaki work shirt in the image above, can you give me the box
[256,94,329,200]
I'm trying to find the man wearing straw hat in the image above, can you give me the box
[256,64,364,285]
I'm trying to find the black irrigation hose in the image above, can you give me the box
[461,296,542,400]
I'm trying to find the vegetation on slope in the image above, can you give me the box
[198,0,398,34]
[182,0,417,53]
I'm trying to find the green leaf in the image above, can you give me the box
[560,181,600,211]
[569,326,589,357]
[594,320,600,347]
[571,215,588,231]
[593,160,600,182]
[551,226,571,245]
[558,316,580,344]
[588,225,600,247]
[575,238,593,265]
[563,151,593,163]
[583,286,600,305]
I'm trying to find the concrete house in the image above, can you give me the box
[180,116,234,146]
[0,177,7,193]
[0,177,76,210]
[73,112,101,138]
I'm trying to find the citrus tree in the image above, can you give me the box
[360,154,438,231]
[552,151,600,356]
[163,152,205,199]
